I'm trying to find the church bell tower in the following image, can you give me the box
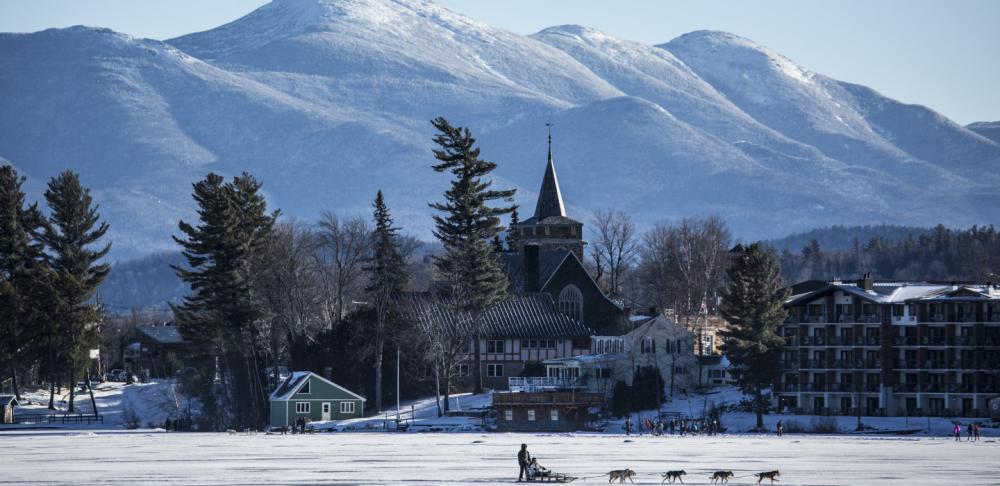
[514,126,585,259]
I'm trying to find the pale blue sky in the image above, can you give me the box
[1,0,997,124]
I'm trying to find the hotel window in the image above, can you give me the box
[456,364,470,377]
[295,402,310,414]
[505,410,513,421]
[527,410,536,421]
[550,410,559,421]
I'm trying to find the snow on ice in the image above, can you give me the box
[0,430,997,485]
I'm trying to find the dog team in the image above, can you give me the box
[518,443,780,484]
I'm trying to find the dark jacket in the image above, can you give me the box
[518,449,531,465]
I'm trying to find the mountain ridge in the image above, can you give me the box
[1,0,997,259]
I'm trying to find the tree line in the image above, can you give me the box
[0,166,110,414]
[165,117,515,428]
[779,224,1000,283]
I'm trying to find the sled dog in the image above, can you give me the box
[709,471,734,484]
[755,470,780,484]
[661,470,686,483]
[608,469,636,483]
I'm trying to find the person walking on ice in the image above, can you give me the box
[953,422,961,441]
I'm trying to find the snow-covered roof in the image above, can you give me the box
[270,372,310,401]
[786,281,1000,306]
[269,371,367,402]
[136,323,184,345]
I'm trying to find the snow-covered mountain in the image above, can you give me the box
[968,122,1000,144]
[1,0,997,259]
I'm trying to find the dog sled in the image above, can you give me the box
[525,460,577,483]
[524,471,576,483]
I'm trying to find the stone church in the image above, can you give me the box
[502,131,627,336]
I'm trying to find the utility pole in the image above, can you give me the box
[396,346,401,426]
[856,388,863,431]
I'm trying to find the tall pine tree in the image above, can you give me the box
[366,190,407,413]
[719,242,788,430]
[40,171,110,413]
[172,172,277,428]
[505,208,520,251]
[0,165,55,402]
[428,117,515,394]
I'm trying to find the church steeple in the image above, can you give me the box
[513,124,584,259]
[533,123,566,219]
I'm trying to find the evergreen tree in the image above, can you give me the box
[366,190,408,413]
[0,165,54,402]
[505,209,520,251]
[40,171,110,413]
[719,242,788,430]
[172,172,277,428]
[428,117,516,394]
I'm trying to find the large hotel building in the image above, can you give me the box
[776,275,1000,417]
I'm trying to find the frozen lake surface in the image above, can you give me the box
[1,431,997,485]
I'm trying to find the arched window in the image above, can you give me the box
[558,285,583,323]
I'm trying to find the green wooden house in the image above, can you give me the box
[269,371,366,429]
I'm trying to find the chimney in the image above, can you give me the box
[524,245,540,293]
[859,272,873,291]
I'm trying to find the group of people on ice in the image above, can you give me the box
[953,422,983,441]
[624,415,721,436]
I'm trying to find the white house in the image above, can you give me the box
[541,315,698,398]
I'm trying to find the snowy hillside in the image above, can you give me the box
[968,121,1000,144]
[1,0,997,258]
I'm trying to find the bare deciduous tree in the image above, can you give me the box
[256,221,327,371]
[590,209,638,296]
[313,213,370,329]
[638,217,731,326]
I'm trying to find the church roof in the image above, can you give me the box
[519,215,582,226]
[532,129,567,220]
[500,250,571,292]
[397,292,593,338]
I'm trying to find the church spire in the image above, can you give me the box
[533,123,566,219]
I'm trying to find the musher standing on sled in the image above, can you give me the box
[518,443,532,481]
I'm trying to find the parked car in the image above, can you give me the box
[104,369,127,382]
